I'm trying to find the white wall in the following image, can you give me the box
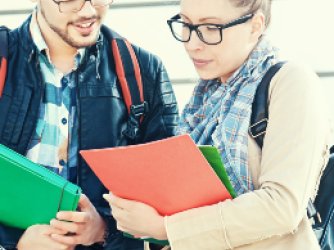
[0,0,333,114]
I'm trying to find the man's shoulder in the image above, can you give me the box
[5,18,32,54]
[7,28,20,49]
[101,26,163,78]
[131,43,162,77]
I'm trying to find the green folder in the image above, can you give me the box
[124,145,236,246]
[0,144,81,229]
[123,233,169,246]
[199,145,237,198]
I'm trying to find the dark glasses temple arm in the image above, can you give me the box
[223,13,254,29]
[171,14,181,20]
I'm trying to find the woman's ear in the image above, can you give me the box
[250,12,266,42]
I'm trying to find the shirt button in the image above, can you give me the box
[90,55,96,62]
[61,78,68,85]
[61,118,68,125]
[59,159,66,166]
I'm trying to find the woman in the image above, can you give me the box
[104,0,330,249]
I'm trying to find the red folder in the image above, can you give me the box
[80,134,231,216]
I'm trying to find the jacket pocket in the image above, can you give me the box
[79,83,121,99]
[1,88,32,145]
[0,94,12,139]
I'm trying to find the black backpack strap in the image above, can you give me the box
[249,61,320,223]
[0,26,9,98]
[249,62,285,148]
[102,26,148,141]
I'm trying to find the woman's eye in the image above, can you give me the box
[205,25,220,31]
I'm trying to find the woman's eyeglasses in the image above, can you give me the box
[167,13,254,45]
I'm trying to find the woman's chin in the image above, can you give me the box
[197,72,219,81]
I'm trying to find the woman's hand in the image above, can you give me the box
[103,193,167,240]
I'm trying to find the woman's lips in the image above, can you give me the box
[192,58,212,68]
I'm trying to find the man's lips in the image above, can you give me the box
[72,20,97,35]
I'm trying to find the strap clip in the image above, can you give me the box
[123,102,148,140]
[248,118,268,138]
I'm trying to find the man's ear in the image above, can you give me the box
[250,12,266,42]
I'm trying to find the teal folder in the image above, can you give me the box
[0,144,81,229]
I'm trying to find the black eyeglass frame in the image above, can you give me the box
[51,0,113,13]
[167,13,254,45]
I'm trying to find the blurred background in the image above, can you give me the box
[1,0,333,135]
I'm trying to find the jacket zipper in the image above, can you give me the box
[75,69,81,186]
[24,50,45,155]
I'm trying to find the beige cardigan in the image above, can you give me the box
[147,63,331,250]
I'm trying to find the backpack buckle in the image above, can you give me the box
[123,102,148,141]
[307,200,322,224]
[249,118,268,138]
[130,101,148,118]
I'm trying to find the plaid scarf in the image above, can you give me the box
[177,38,279,196]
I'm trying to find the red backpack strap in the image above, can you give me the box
[0,27,8,98]
[111,37,148,141]
[112,38,144,113]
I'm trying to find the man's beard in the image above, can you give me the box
[40,7,100,49]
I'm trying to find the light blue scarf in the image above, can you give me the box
[177,38,279,196]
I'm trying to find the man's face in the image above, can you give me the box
[37,0,109,48]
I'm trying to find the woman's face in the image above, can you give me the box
[180,0,261,82]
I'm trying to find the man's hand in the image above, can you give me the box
[50,194,106,246]
[17,224,73,250]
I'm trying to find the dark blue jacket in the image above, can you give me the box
[0,17,179,250]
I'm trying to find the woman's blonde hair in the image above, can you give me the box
[231,0,272,28]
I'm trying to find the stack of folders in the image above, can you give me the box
[0,144,81,229]
[80,134,236,246]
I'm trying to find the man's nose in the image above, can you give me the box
[77,0,97,16]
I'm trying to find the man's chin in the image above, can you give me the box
[66,27,100,48]
[73,40,97,49]
[68,35,99,49]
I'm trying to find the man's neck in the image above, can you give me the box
[34,12,78,73]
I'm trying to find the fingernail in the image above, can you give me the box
[56,211,64,218]
[103,193,112,201]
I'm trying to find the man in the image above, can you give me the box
[0,0,178,249]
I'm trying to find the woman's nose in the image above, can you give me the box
[185,30,205,51]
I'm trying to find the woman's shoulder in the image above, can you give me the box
[267,61,330,133]
[269,61,322,99]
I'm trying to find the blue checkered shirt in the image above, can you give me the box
[26,15,85,181]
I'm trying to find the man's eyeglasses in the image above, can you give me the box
[52,0,113,13]
[167,13,254,45]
